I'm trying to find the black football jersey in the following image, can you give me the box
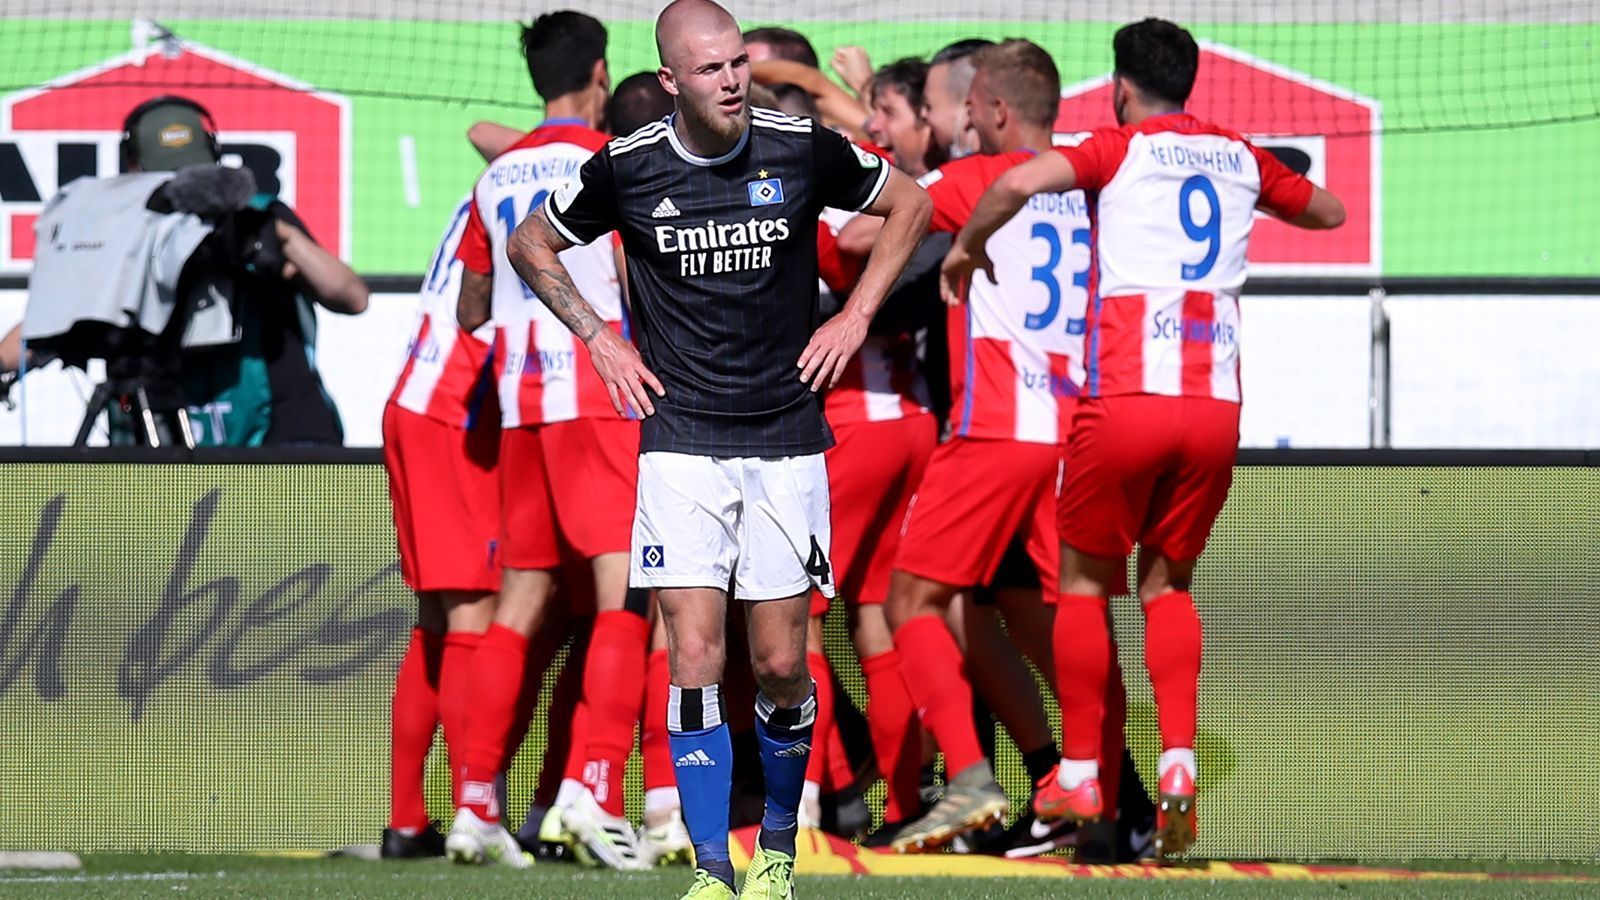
[544,108,890,457]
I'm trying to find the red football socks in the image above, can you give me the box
[641,647,675,792]
[1052,593,1112,761]
[440,630,482,807]
[893,615,985,776]
[456,623,530,822]
[1144,590,1203,750]
[861,649,920,822]
[579,610,650,816]
[388,627,442,831]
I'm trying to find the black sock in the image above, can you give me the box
[758,827,796,859]
[1022,743,1060,785]
[702,856,736,888]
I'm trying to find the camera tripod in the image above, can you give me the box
[75,375,196,449]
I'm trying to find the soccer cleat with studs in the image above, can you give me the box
[679,868,736,900]
[890,766,1009,853]
[380,822,446,859]
[562,788,648,871]
[638,807,694,867]
[1154,764,1198,860]
[1031,766,1105,824]
[444,807,534,868]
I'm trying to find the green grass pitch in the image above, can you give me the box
[3,856,1599,899]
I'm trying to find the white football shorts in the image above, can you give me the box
[630,451,835,601]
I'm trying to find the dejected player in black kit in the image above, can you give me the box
[506,2,930,897]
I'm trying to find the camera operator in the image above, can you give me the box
[17,95,367,446]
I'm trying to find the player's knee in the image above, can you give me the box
[751,646,808,700]
[670,634,725,685]
[885,571,951,627]
[1137,558,1195,603]
[850,608,894,657]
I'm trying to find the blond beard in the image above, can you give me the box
[686,95,749,145]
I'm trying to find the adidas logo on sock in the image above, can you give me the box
[675,749,715,767]
[774,742,811,759]
[651,196,681,218]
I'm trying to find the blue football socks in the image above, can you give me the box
[668,683,734,888]
[754,685,817,858]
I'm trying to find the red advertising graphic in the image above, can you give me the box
[1055,42,1380,275]
[1,41,350,272]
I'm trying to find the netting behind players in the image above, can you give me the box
[0,458,1595,860]
[0,2,1596,277]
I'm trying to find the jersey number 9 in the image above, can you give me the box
[1179,175,1220,281]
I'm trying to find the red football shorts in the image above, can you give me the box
[1057,394,1240,561]
[810,413,938,616]
[894,437,1062,600]
[382,401,502,594]
[500,417,640,570]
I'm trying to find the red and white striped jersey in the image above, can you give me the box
[390,196,496,428]
[817,208,931,426]
[456,121,624,428]
[922,151,1089,444]
[1054,113,1314,403]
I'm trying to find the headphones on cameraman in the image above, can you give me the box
[120,95,220,168]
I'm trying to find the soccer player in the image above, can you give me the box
[379,198,500,859]
[943,18,1345,858]
[814,58,949,842]
[741,25,819,67]
[608,70,678,135]
[445,11,649,870]
[507,3,931,896]
[922,39,993,161]
[805,158,938,840]
[881,39,1089,854]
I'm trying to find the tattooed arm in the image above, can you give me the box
[507,207,663,416]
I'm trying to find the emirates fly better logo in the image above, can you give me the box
[0,40,351,273]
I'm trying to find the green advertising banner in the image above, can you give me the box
[1,460,1595,859]
[1,18,1597,277]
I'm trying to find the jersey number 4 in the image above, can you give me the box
[806,536,832,586]
[1025,223,1089,335]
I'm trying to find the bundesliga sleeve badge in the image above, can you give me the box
[851,144,883,169]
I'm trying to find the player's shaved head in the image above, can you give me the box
[656,0,740,71]
[923,38,992,158]
[655,0,751,149]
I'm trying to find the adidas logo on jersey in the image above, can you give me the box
[651,197,681,218]
[774,742,811,759]
[675,749,715,767]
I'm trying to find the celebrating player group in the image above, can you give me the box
[379,2,1344,897]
